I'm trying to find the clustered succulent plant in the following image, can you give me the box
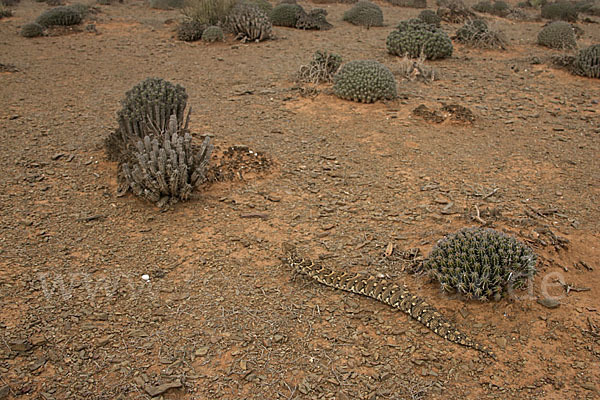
[386,19,453,60]
[269,3,303,27]
[342,1,384,28]
[297,50,342,83]
[241,0,273,15]
[455,18,508,49]
[541,1,578,21]
[333,60,397,103]
[202,25,224,41]
[35,5,83,27]
[572,44,600,78]
[537,21,576,49]
[472,0,511,16]
[225,3,272,42]
[20,22,45,37]
[176,20,207,41]
[106,78,213,208]
[418,9,442,26]
[424,228,538,301]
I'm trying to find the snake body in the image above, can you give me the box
[284,244,495,358]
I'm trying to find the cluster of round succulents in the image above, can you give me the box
[537,21,577,49]
[572,44,600,78]
[541,1,578,21]
[418,9,441,26]
[333,60,397,103]
[342,1,384,27]
[35,6,82,27]
[386,20,453,60]
[424,228,538,301]
[473,0,510,16]
[225,3,272,42]
[269,3,304,27]
[202,25,224,42]
[20,22,45,37]
[176,20,206,42]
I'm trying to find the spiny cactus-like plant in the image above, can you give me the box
[176,19,207,41]
[238,0,272,14]
[295,8,332,30]
[183,0,235,25]
[297,50,342,83]
[387,20,453,60]
[36,5,83,27]
[342,1,384,27]
[269,3,304,27]
[106,78,188,161]
[20,22,45,37]
[418,9,442,26]
[473,0,510,16]
[541,1,578,21]
[537,21,576,49]
[225,3,272,42]
[572,44,600,78]
[201,24,224,41]
[0,5,12,19]
[437,0,476,23]
[333,60,397,103]
[455,18,508,49]
[424,228,538,301]
[120,114,213,207]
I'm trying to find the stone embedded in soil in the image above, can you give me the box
[537,298,561,309]
[144,380,182,397]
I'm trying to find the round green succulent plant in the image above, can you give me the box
[418,9,442,26]
[333,60,397,103]
[21,22,45,37]
[541,1,578,21]
[36,6,82,27]
[424,228,538,301]
[270,3,304,27]
[537,21,576,49]
[342,1,384,27]
[572,44,600,78]
[202,25,224,42]
[176,20,206,42]
[387,20,453,60]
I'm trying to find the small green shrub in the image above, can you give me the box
[295,8,332,30]
[333,60,397,103]
[418,9,442,26]
[270,3,304,27]
[537,21,576,49]
[201,24,224,41]
[20,22,45,37]
[35,6,83,27]
[176,19,206,41]
[473,0,510,16]
[150,0,184,8]
[572,44,600,78]
[387,20,453,60]
[541,1,578,21]
[183,0,235,25]
[424,228,537,301]
[238,0,272,15]
[0,5,12,19]
[342,1,383,27]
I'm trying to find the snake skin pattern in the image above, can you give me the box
[283,244,495,358]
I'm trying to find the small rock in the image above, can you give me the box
[195,346,209,356]
[581,383,597,392]
[144,380,182,397]
[496,337,507,348]
[537,298,560,309]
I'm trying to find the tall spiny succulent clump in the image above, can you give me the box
[537,21,576,49]
[120,115,213,207]
[424,228,537,301]
[333,60,397,103]
[105,78,188,161]
[35,5,82,27]
[418,9,442,26]
[541,1,578,21]
[572,44,600,78]
[342,1,384,28]
[455,18,508,49]
[106,78,213,207]
[269,3,304,26]
[225,2,272,42]
[387,20,453,60]
[297,50,342,83]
